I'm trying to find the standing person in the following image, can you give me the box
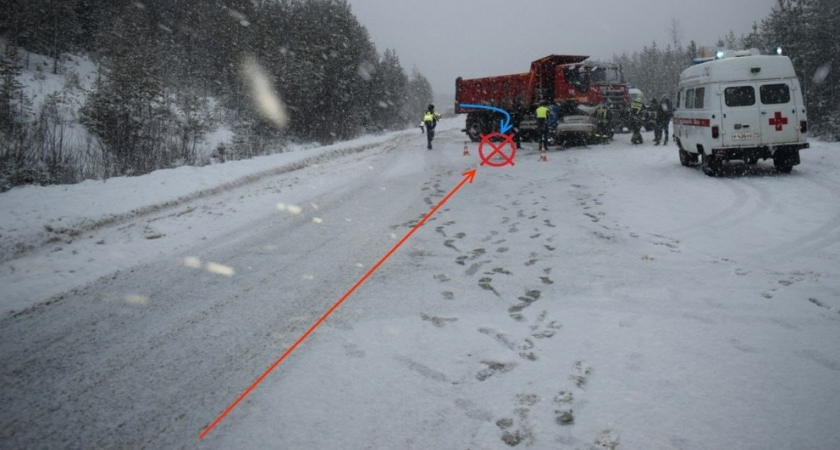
[510,101,524,150]
[649,97,662,145]
[535,101,551,150]
[422,104,441,150]
[629,97,645,144]
[659,96,673,144]
[594,103,613,142]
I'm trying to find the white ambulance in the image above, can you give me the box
[672,48,809,176]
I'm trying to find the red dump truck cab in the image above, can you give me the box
[455,55,629,143]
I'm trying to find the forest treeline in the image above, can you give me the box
[615,0,839,140]
[0,0,433,186]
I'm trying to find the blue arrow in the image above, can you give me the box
[459,103,513,134]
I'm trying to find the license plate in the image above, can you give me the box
[732,132,760,140]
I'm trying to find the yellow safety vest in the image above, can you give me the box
[597,108,608,120]
[424,112,436,123]
[535,106,550,119]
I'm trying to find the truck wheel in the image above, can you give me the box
[466,124,481,142]
[702,153,721,176]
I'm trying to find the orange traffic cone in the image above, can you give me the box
[539,148,548,162]
[463,142,470,156]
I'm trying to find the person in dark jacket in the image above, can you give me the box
[509,101,524,149]
[658,97,673,144]
[649,97,662,145]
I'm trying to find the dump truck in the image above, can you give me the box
[455,55,630,143]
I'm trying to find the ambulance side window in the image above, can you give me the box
[760,84,791,105]
[685,89,695,108]
[694,87,705,108]
[724,86,755,107]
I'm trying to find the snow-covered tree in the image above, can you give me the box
[0,43,29,135]
[80,5,170,176]
[1,0,434,186]
[406,67,434,123]
[371,48,409,130]
[762,0,840,138]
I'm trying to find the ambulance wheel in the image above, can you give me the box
[679,149,692,167]
[773,150,798,173]
[702,153,722,176]
[774,159,793,173]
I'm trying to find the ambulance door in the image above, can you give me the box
[720,83,761,147]
[758,81,798,144]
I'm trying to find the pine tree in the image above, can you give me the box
[761,0,840,138]
[80,5,170,176]
[2,0,436,183]
[740,22,764,50]
[800,0,840,138]
[372,48,409,130]
[0,43,30,135]
[406,67,433,122]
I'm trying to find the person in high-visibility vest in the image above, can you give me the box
[594,103,613,141]
[629,98,645,144]
[535,101,551,150]
[422,104,442,150]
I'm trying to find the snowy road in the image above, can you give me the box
[2,122,839,449]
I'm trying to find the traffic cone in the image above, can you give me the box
[539,148,548,162]
[463,142,470,156]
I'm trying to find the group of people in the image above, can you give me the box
[630,96,673,145]
[421,96,674,150]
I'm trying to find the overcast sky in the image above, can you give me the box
[345,0,779,96]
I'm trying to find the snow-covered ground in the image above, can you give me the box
[1,119,839,449]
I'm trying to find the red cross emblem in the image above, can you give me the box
[769,111,788,131]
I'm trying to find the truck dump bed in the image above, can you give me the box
[454,55,597,113]
[454,73,530,113]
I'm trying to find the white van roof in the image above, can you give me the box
[680,55,797,85]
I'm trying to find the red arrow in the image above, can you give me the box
[199,169,477,440]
